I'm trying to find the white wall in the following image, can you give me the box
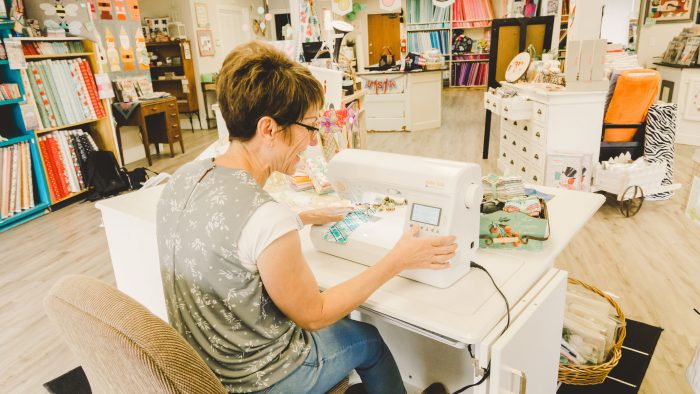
[637,22,696,68]
[601,0,634,46]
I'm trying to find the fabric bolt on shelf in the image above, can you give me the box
[604,69,660,142]
[644,102,677,201]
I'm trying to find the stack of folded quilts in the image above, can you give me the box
[503,195,542,217]
[482,174,526,202]
[289,172,313,191]
[305,155,333,194]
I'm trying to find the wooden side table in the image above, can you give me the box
[114,96,185,166]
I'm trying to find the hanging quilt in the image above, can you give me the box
[299,0,321,43]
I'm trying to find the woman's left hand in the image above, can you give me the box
[299,206,353,226]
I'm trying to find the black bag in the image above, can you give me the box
[85,150,130,200]
[123,167,157,190]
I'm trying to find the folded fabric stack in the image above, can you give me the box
[0,142,35,220]
[289,173,313,191]
[503,195,542,217]
[305,155,333,194]
[37,129,98,203]
[23,58,105,130]
[482,174,526,202]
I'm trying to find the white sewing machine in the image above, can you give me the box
[310,149,483,288]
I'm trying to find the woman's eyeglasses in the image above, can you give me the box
[275,118,319,135]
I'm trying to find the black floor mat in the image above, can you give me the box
[558,319,663,394]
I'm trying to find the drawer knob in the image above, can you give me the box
[513,121,518,126]
[537,109,542,115]
[486,99,491,104]
[535,132,541,137]
[510,160,514,165]
[503,135,507,139]
[502,152,506,157]
[522,147,527,152]
[512,141,516,146]
[533,176,538,182]
[534,154,539,159]
[504,107,509,112]
[521,167,526,173]
[524,126,528,131]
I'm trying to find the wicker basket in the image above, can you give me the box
[558,278,627,385]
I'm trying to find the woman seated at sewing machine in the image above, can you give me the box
[156,41,457,394]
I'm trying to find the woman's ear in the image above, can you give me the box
[257,116,277,147]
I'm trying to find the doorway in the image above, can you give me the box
[367,14,401,65]
[217,5,251,59]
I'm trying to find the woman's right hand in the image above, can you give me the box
[383,226,458,274]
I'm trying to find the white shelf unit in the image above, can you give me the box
[405,1,494,88]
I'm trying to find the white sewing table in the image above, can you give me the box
[96,180,603,393]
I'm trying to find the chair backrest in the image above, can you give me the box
[44,275,227,394]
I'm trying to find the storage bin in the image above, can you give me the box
[501,97,533,120]
[479,199,549,250]
[483,91,501,115]
[559,278,626,385]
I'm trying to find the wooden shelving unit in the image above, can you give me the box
[17,38,118,208]
[146,40,200,130]
[36,116,107,134]
[24,52,94,59]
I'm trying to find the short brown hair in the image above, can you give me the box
[216,41,324,142]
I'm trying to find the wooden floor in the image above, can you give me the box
[1,90,698,393]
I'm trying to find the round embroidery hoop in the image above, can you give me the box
[505,52,532,83]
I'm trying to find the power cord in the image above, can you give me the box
[453,262,511,394]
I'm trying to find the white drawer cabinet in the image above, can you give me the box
[487,83,606,186]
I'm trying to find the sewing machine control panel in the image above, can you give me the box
[407,203,444,236]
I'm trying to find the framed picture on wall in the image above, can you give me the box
[197,29,215,57]
[194,3,209,28]
[684,79,700,121]
[644,0,697,24]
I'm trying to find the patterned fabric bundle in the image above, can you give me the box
[644,102,677,200]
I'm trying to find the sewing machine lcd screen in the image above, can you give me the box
[410,204,441,226]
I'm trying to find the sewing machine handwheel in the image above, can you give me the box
[619,186,644,217]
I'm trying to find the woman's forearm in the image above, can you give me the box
[308,256,401,330]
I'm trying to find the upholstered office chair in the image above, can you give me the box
[45,275,348,394]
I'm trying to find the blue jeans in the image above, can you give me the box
[258,318,405,394]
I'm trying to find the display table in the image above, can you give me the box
[655,63,700,146]
[96,175,603,393]
[357,69,442,132]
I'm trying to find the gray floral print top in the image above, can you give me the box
[157,160,312,393]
